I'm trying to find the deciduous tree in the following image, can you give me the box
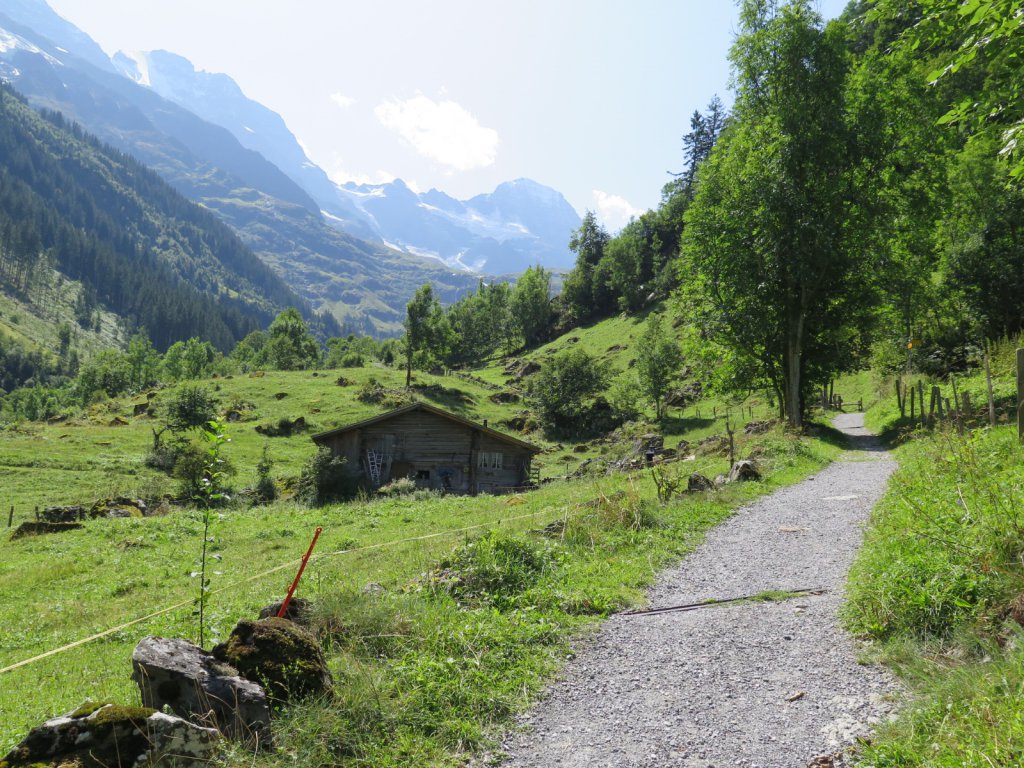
[682,0,865,426]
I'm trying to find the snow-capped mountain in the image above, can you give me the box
[110,48,376,240]
[338,178,582,274]
[108,48,581,274]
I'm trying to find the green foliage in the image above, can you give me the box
[162,385,220,434]
[299,447,358,506]
[870,0,1024,180]
[74,349,132,402]
[325,335,378,368]
[172,425,235,503]
[846,427,1024,640]
[426,531,559,609]
[402,284,451,387]
[682,0,869,426]
[509,265,553,349]
[124,333,160,390]
[606,371,644,423]
[442,279,514,367]
[562,211,612,324]
[635,313,683,419]
[263,308,322,371]
[163,337,219,381]
[377,477,418,497]
[253,443,277,505]
[940,136,1024,339]
[529,348,612,437]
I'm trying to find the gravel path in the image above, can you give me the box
[498,413,899,768]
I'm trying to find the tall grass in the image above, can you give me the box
[845,424,1024,765]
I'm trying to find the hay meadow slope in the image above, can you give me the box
[0,320,842,764]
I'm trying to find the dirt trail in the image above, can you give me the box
[499,413,898,768]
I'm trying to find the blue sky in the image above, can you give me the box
[48,0,850,231]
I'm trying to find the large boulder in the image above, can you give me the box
[1,701,219,767]
[37,505,87,523]
[132,636,271,745]
[89,497,147,518]
[728,459,762,483]
[687,473,715,493]
[213,617,333,703]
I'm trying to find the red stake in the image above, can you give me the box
[277,527,323,619]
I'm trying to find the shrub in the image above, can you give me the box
[299,447,358,506]
[172,439,235,502]
[424,531,558,609]
[377,477,417,497]
[252,444,277,504]
[162,385,220,433]
[530,348,612,438]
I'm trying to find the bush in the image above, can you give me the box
[162,385,220,433]
[252,444,277,505]
[530,349,611,438]
[172,439,235,502]
[424,531,558,609]
[377,477,417,497]
[145,433,188,473]
[299,447,358,506]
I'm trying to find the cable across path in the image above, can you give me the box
[498,413,900,768]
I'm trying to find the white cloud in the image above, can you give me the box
[330,92,355,109]
[592,190,644,232]
[374,95,498,171]
[327,158,396,187]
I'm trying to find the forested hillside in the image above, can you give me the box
[543,0,1024,429]
[0,2,477,334]
[0,83,317,353]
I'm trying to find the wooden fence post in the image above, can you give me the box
[963,391,972,417]
[1017,348,1024,441]
[910,385,916,421]
[986,346,997,427]
[918,381,926,428]
[7,506,12,528]
[952,378,963,435]
[896,379,905,417]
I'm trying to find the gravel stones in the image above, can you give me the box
[499,413,899,768]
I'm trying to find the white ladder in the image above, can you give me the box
[366,449,383,486]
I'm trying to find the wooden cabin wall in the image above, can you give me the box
[318,410,534,493]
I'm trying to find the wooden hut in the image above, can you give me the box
[311,402,540,494]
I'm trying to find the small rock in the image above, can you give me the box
[259,597,312,624]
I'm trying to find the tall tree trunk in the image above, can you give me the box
[785,307,805,428]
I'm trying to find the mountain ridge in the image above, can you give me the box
[0,4,476,334]
[106,46,582,274]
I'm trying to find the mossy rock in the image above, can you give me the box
[213,617,333,703]
[2,701,155,768]
[10,522,84,540]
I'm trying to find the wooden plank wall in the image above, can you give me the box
[320,410,532,492]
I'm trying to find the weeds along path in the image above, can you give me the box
[499,413,898,768]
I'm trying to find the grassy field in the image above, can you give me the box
[842,348,1024,766]
[0,348,845,763]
